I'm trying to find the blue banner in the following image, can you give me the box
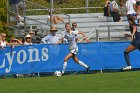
[0,42,140,75]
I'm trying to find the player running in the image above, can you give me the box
[55,22,90,74]
[123,17,140,70]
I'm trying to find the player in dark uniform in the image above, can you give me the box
[123,17,140,70]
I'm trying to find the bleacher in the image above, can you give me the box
[14,13,131,41]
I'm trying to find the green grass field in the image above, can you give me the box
[0,71,140,93]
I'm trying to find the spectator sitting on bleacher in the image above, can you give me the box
[47,10,64,25]
[110,0,122,22]
[24,34,32,45]
[9,0,26,26]
[118,0,127,16]
[41,27,61,44]
[104,0,111,17]
[126,0,137,19]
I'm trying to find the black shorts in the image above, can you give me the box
[112,11,121,22]
[131,33,140,48]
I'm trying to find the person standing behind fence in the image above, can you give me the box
[123,17,140,70]
[54,23,90,75]
[110,0,121,22]
[104,0,111,16]
[118,0,127,16]
[29,30,41,44]
[24,34,32,45]
[41,27,61,44]
[10,37,23,46]
[0,33,10,49]
[9,0,26,26]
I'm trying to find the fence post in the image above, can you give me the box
[23,0,26,32]
[7,0,10,34]
[50,0,54,29]
[85,0,89,13]
[108,26,111,41]
[96,27,99,41]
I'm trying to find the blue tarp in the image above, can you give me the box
[0,42,139,75]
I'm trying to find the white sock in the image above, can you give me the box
[78,60,88,68]
[62,62,67,74]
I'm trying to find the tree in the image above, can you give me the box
[0,0,12,41]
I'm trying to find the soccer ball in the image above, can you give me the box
[54,71,62,77]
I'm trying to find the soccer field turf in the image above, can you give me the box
[0,71,140,93]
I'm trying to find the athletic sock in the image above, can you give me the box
[62,62,67,74]
[78,60,88,68]
[124,51,131,66]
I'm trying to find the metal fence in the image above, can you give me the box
[7,0,130,41]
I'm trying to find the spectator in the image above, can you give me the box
[9,0,26,26]
[0,33,10,49]
[136,0,140,14]
[29,30,41,44]
[47,10,64,25]
[104,0,111,16]
[24,34,32,45]
[126,0,137,19]
[41,27,61,44]
[71,22,79,31]
[110,0,122,22]
[119,1,127,16]
[10,37,23,46]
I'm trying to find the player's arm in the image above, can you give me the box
[54,33,65,45]
[131,25,137,40]
[77,31,90,43]
[54,38,63,45]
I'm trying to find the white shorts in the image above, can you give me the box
[70,48,78,55]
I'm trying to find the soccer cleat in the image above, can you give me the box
[61,71,64,76]
[86,66,90,73]
[123,66,132,70]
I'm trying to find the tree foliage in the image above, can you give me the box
[0,0,13,41]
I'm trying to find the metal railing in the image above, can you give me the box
[95,24,130,42]
[7,0,72,36]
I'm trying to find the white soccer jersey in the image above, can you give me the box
[61,30,79,50]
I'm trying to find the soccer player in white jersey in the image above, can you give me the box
[55,23,90,75]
